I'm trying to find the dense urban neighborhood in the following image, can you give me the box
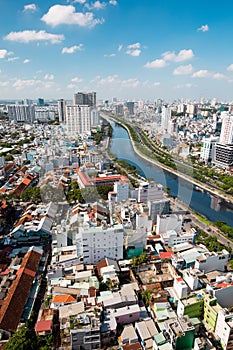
[0,94,232,350]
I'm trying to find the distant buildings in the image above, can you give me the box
[73,92,96,107]
[7,104,35,123]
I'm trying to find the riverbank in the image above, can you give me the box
[102,114,233,206]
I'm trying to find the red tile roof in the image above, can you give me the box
[35,320,52,333]
[0,248,42,332]
[159,251,174,259]
[52,295,76,304]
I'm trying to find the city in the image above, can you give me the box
[1,1,233,350]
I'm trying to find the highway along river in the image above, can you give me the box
[109,121,233,227]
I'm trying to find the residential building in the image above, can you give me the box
[76,223,124,264]
[213,143,233,168]
[7,104,35,123]
[194,249,230,273]
[73,92,96,107]
[219,112,233,144]
[164,316,195,350]
[161,106,171,134]
[66,105,92,135]
[201,137,219,162]
[215,308,233,350]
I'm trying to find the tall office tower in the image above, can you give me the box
[24,99,33,105]
[219,112,233,144]
[37,98,44,106]
[66,105,91,136]
[161,106,172,133]
[186,103,197,115]
[125,101,135,115]
[73,92,96,107]
[7,105,35,123]
[58,99,66,122]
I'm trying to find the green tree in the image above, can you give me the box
[141,289,153,306]
[4,327,38,350]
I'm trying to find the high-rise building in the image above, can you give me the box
[161,106,172,133]
[73,92,96,107]
[125,101,134,115]
[213,143,233,168]
[58,99,66,122]
[7,105,35,123]
[201,137,219,163]
[219,112,233,144]
[37,98,45,106]
[66,105,92,136]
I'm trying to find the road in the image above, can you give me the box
[170,197,233,250]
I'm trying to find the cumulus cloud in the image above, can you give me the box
[4,30,64,44]
[197,24,209,32]
[109,0,117,5]
[62,44,84,54]
[23,59,31,64]
[0,49,13,59]
[23,3,37,12]
[227,64,233,72]
[41,5,104,28]
[144,59,168,68]
[173,64,193,75]
[67,83,77,89]
[162,49,194,62]
[71,77,83,83]
[121,78,140,88]
[44,74,54,80]
[175,83,194,89]
[74,0,86,3]
[126,42,141,57]
[0,81,9,87]
[85,1,107,10]
[12,79,42,89]
[192,70,210,78]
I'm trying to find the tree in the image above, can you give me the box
[4,327,38,350]
[141,289,153,306]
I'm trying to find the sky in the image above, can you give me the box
[1,0,233,102]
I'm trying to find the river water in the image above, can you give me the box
[110,121,233,227]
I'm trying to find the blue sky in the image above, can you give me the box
[1,0,233,101]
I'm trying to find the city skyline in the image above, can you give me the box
[1,0,233,101]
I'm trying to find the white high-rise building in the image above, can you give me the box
[161,106,171,134]
[219,112,233,144]
[201,137,219,162]
[73,92,96,107]
[76,223,124,264]
[7,105,35,123]
[66,105,91,136]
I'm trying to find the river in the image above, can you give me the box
[110,121,233,227]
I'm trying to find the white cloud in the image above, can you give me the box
[104,53,116,57]
[192,69,210,78]
[98,74,119,85]
[126,42,141,57]
[175,83,194,89]
[127,42,141,49]
[118,44,123,51]
[4,30,64,44]
[212,73,226,80]
[0,81,9,87]
[74,0,86,3]
[41,5,104,28]
[44,74,54,80]
[144,59,168,68]
[197,24,209,32]
[173,64,193,75]
[162,49,194,62]
[109,0,117,5]
[126,49,141,57]
[23,3,37,12]
[153,82,161,86]
[23,59,31,64]
[67,83,76,89]
[0,49,13,59]
[7,57,19,62]
[227,64,233,72]
[121,78,140,88]
[71,77,83,83]
[85,1,107,10]
[12,79,42,89]
[62,44,84,54]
